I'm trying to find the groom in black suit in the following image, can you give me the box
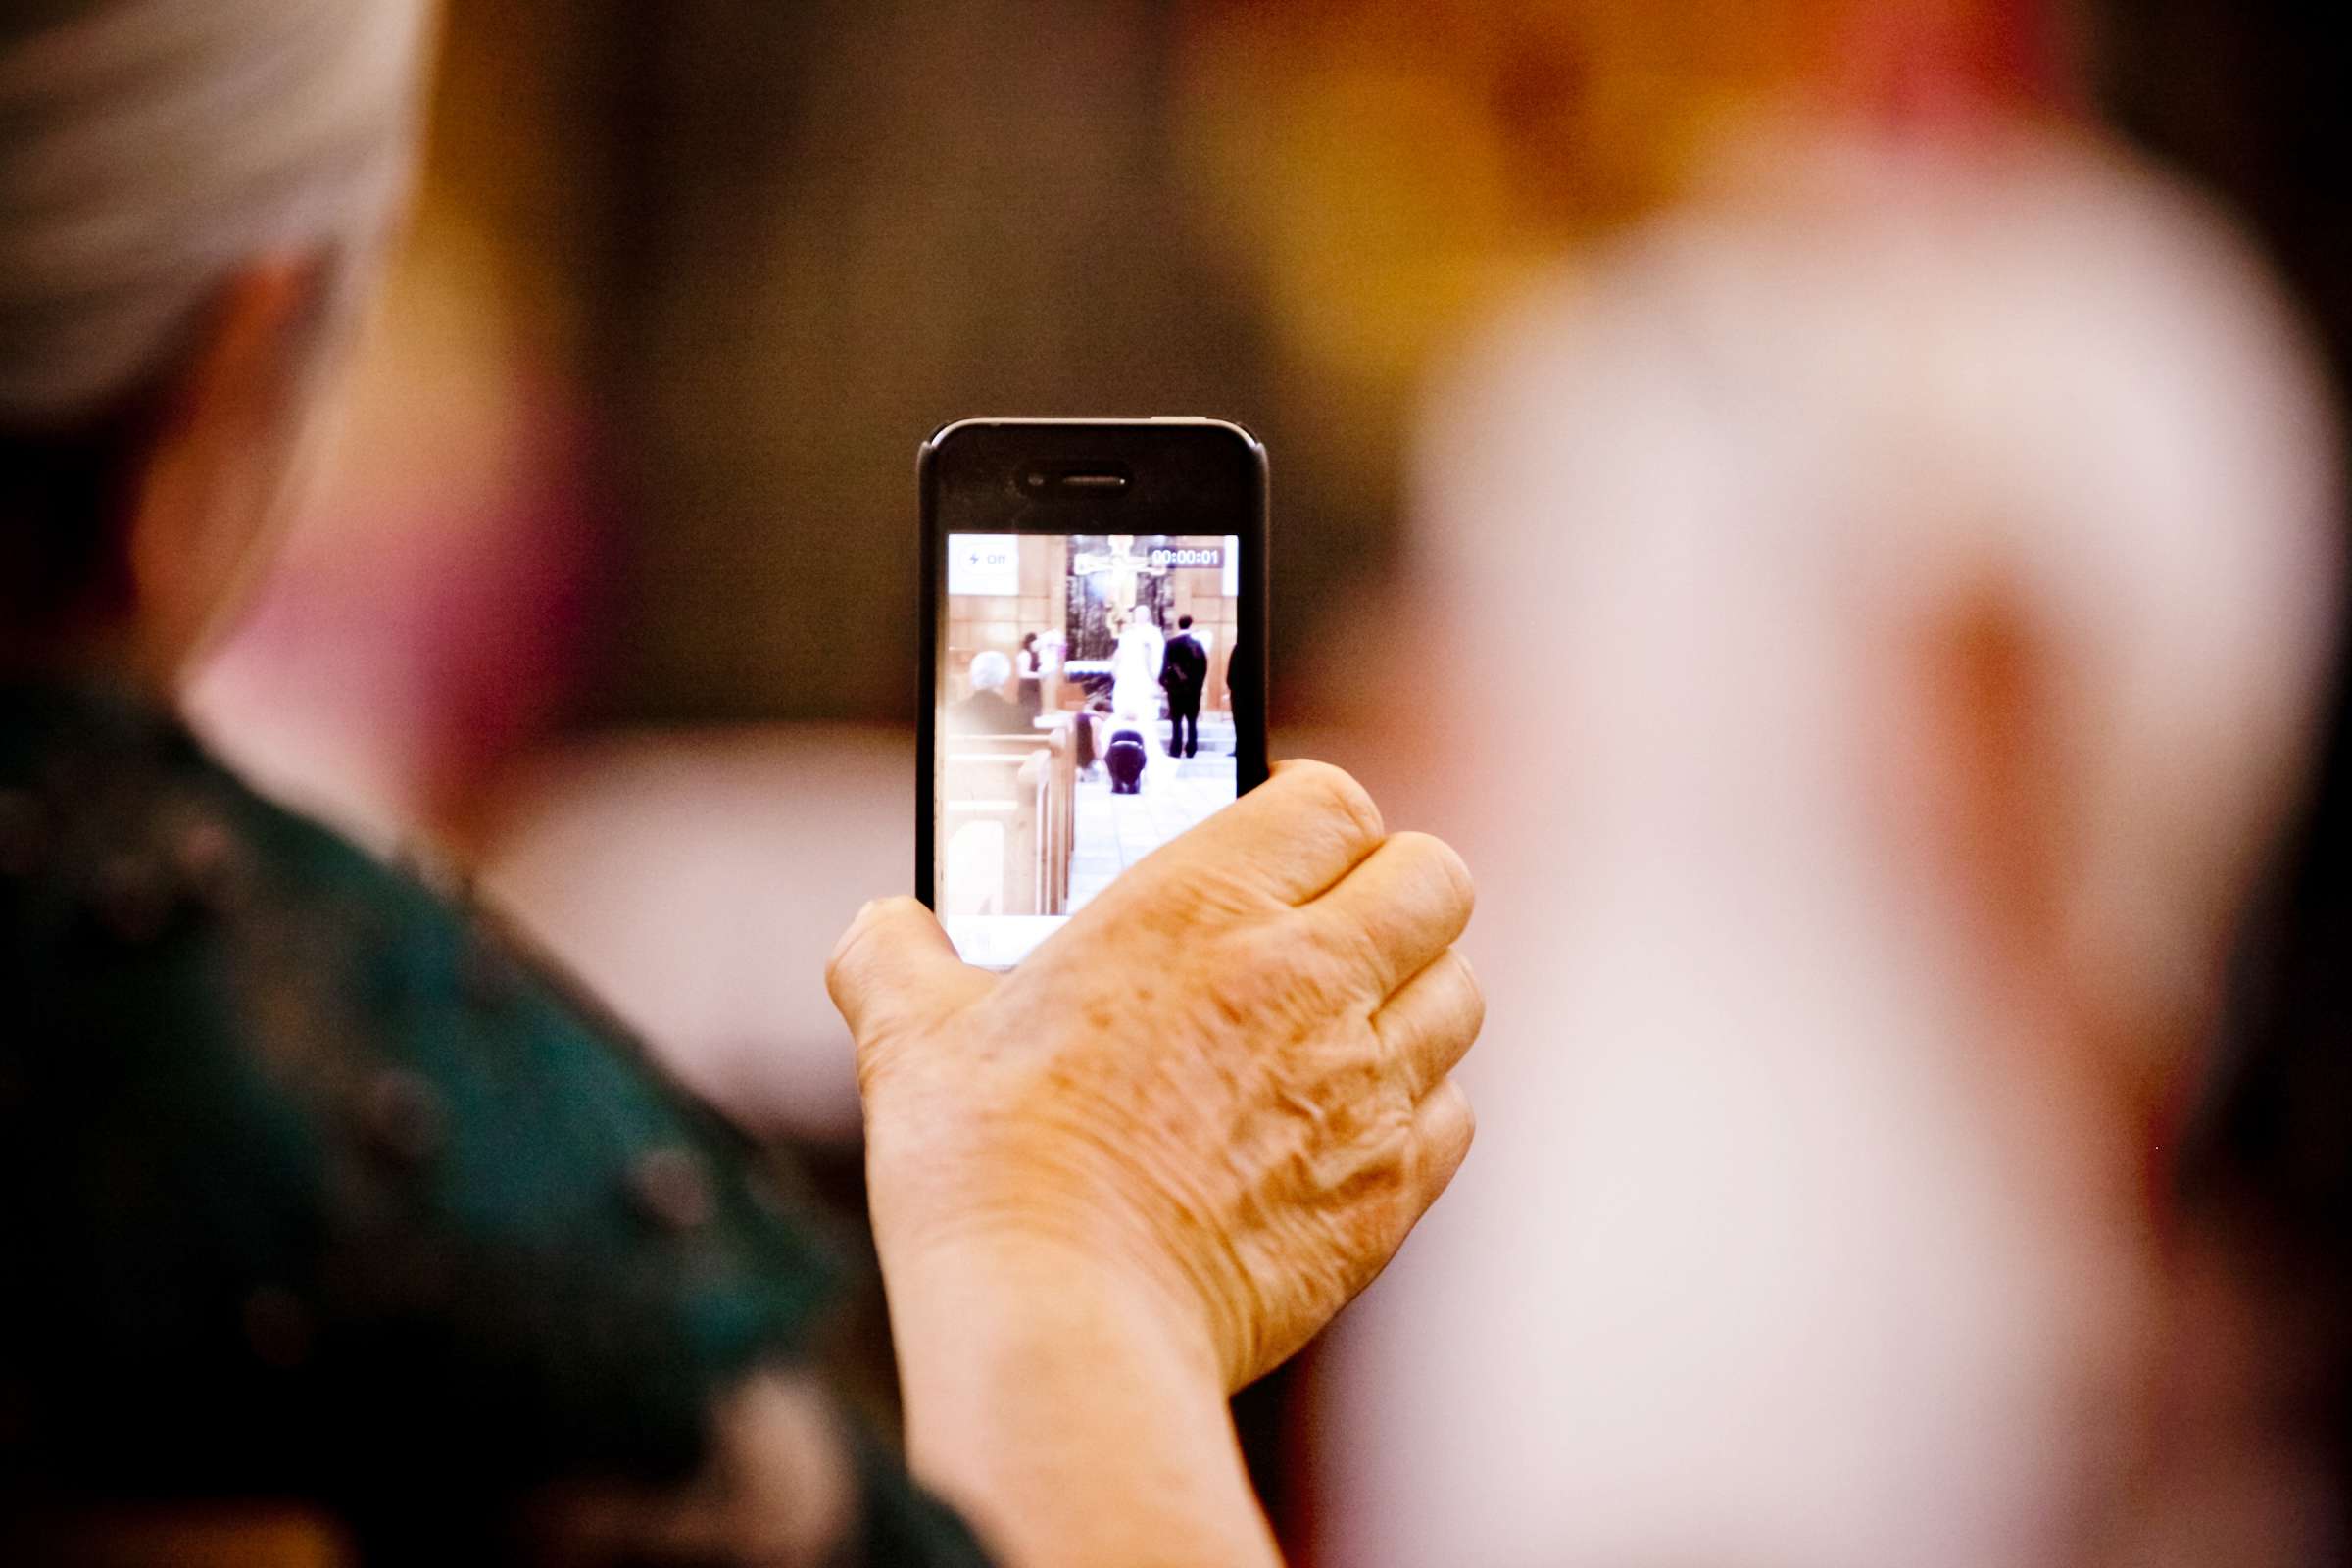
[1159,614,1210,759]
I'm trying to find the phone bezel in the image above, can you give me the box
[916,416,1271,911]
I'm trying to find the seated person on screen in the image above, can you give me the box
[949,650,1027,736]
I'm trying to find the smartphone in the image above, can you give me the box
[918,417,1270,968]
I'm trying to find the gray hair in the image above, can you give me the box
[968,650,1011,695]
[0,0,433,423]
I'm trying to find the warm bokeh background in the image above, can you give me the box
[177,1,2352,1561]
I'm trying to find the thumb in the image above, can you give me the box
[827,897,993,1049]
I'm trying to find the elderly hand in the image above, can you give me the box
[830,760,1481,1392]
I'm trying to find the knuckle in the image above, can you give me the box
[1415,1081,1475,1175]
[826,897,925,1014]
[1448,1080,1478,1143]
[831,895,895,950]
[824,912,883,998]
[822,936,862,1004]
[1223,911,1359,1017]
[1280,760,1386,848]
[1435,840,1476,917]
[1393,831,1475,919]
[1325,1136,1416,1226]
[1446,949,1487,1035]
[1197,920,1290,1018]
[1306,904,1393,999]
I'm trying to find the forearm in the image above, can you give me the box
[882,1236,1281,1568]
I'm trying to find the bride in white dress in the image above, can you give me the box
[1106,609,1168,773]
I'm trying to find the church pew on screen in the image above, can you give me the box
[944,748,1045,915]
[944,725,1077,913]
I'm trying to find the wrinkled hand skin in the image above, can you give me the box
[831,760,1483,1392]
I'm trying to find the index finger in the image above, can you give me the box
[1151,759,1388,906]
[1304,830,1476,1000]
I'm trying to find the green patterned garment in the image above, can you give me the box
[0,682,991,1565]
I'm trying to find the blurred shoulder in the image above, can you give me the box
[0,680,845,1498]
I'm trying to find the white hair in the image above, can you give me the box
[968,651,1011,695]
[0,0,434,422]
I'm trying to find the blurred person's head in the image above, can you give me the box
[1178,615,1194,631]
[1,0,434,684]
[1316,120,2341,1568]
[967,651,1010,696]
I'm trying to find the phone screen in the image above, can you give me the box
[934,529,1250,967]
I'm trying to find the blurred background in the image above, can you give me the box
[178,0,2352,1563]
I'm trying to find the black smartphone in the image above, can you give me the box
[918,417,1270,968]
